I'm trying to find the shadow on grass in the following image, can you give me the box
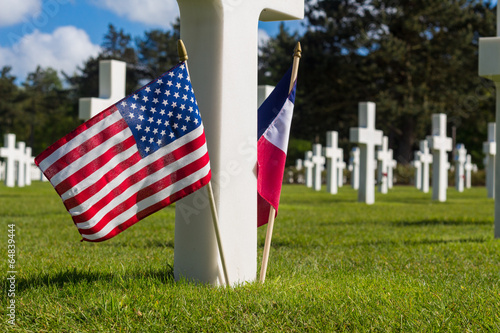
[104,239,175,249]
[355,237,488,247]
[317,218,492,228]
[393,219,492,227]
[376,198,434,205]
[265,236,487,249]
[16,266,175,292]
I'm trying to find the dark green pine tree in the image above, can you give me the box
[20,66,80,154]
[259,0,496,164]
[260,0,379,162]
[135,19,180,80]
[365,0,496,163]
[64,24,142,102]
[0,66,23,138]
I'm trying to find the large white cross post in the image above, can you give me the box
[427,113,452,202]
[175,0,304,285]
[79,60,126,120]
[350,102,383,204]
[479,7,500,236]
[483,122,496,199]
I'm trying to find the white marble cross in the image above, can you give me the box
[324,131,341,194]
[349,147,360,190]
[412,151,422,190]
[464,154,473,189]
[376,136,391,194]
[478,8,500,237]
[0,161,4,182]
[295,159,303,171]
[483,122,496,198]
[79,60,126,121]
[455,143,467,192]
[15,142,26,187]
[0,134,23,188]
[258,85,275,108]
[304,151,314,188]
[312,144,325,191]
[387,151,397,189]
[349,102,383,204]
[445,161,451,190]
[23,146,33,186]
[427,113,452,202]
[31,160,42,181]
[418,140,433,193]
[175,0,304,285]
[337,148,346,188]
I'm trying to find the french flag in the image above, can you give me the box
[257,67,296,227]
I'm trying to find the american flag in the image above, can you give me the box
[35,62,211,242]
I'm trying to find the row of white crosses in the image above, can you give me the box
[0,134,41,187]
[303,132,372,195]
[284,101,400,202]
[412,113,481,198]
[302,140,344,192]
[303,101,397,203]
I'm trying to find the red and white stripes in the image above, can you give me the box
[35,106,211,242]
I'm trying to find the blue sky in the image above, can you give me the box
[0,0,305,83]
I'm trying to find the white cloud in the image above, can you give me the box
[92,0,180,28]
[0,26,101,81]
[0,0,42,27]
[258,29,270,47]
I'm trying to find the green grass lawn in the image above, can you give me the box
[1,182,499,332]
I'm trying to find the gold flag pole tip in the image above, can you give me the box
[178,40,188,62]
[293,42,302,58]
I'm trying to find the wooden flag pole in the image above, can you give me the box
[260,42,302,283]
[177,40,230,287]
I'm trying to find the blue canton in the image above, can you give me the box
[117,62,202,158]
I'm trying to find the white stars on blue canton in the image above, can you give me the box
[116,62,202,158]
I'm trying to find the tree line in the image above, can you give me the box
[0,0,496,166]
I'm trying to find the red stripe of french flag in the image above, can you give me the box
[257,93,295,227]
